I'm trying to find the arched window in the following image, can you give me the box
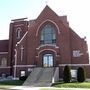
[40,24,56,44]
[16,27,22,39]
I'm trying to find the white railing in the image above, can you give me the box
[52,67,59,83]
[17,31,28,45]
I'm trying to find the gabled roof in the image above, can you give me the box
[37,5,59,20]
[69,28,82,40]
[35,5,69,28]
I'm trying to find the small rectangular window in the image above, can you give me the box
[20,71,25,77]
[71,70,77,78]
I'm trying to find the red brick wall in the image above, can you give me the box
[8,20,28,75]
[70,29,89,64]
[27,6,72,66]
[7,6,89,77]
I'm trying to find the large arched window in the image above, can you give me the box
[40,24,56,44]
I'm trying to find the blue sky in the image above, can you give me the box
[0,0,90,55]
[0,0,47,38]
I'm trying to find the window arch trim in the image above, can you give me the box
[36,19,60,36]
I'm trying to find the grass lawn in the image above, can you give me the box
[40,88,66,90]
[52,82,90,88]
[40,82,90,90]
[0,80,24,89]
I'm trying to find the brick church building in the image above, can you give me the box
[0,6,89,79]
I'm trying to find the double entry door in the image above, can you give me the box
[43,54,53,67]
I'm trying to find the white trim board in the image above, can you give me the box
[59,64,90,66]
[17,31,28,45]
[0,66,11,68]
[13,65,36,68]
[0,52,8,54]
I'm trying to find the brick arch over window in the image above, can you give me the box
[36,19,60,36]
[37,49,57,57]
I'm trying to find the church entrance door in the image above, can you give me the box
[43,54,53,67]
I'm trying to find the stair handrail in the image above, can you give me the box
[52,67,59,83]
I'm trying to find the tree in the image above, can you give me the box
[63,65,71,83]
[77,67,86,82]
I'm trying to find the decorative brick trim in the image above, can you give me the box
[38,49,57,57]
[36,44,59,50]
[36,19,60,36]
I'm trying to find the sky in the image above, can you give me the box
[0,0,90,56]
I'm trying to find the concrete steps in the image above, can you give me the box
[23,67,42,86]
[38,68,53,83]
[23,67,54,87]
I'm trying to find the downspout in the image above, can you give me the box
[13,49,17,79]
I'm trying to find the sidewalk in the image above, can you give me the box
[11,86,90,90]
[11,86,40,90]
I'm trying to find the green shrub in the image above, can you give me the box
[77,67,86,82]
[19,76,27,81]
[63,65,71,83]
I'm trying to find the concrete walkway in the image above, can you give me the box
[11,86,90,90]
[11,86,40,90]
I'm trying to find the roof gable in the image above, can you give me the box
[37,5,59,20]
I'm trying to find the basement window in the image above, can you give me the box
[71,69,77,78]
[20,71,25,77]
